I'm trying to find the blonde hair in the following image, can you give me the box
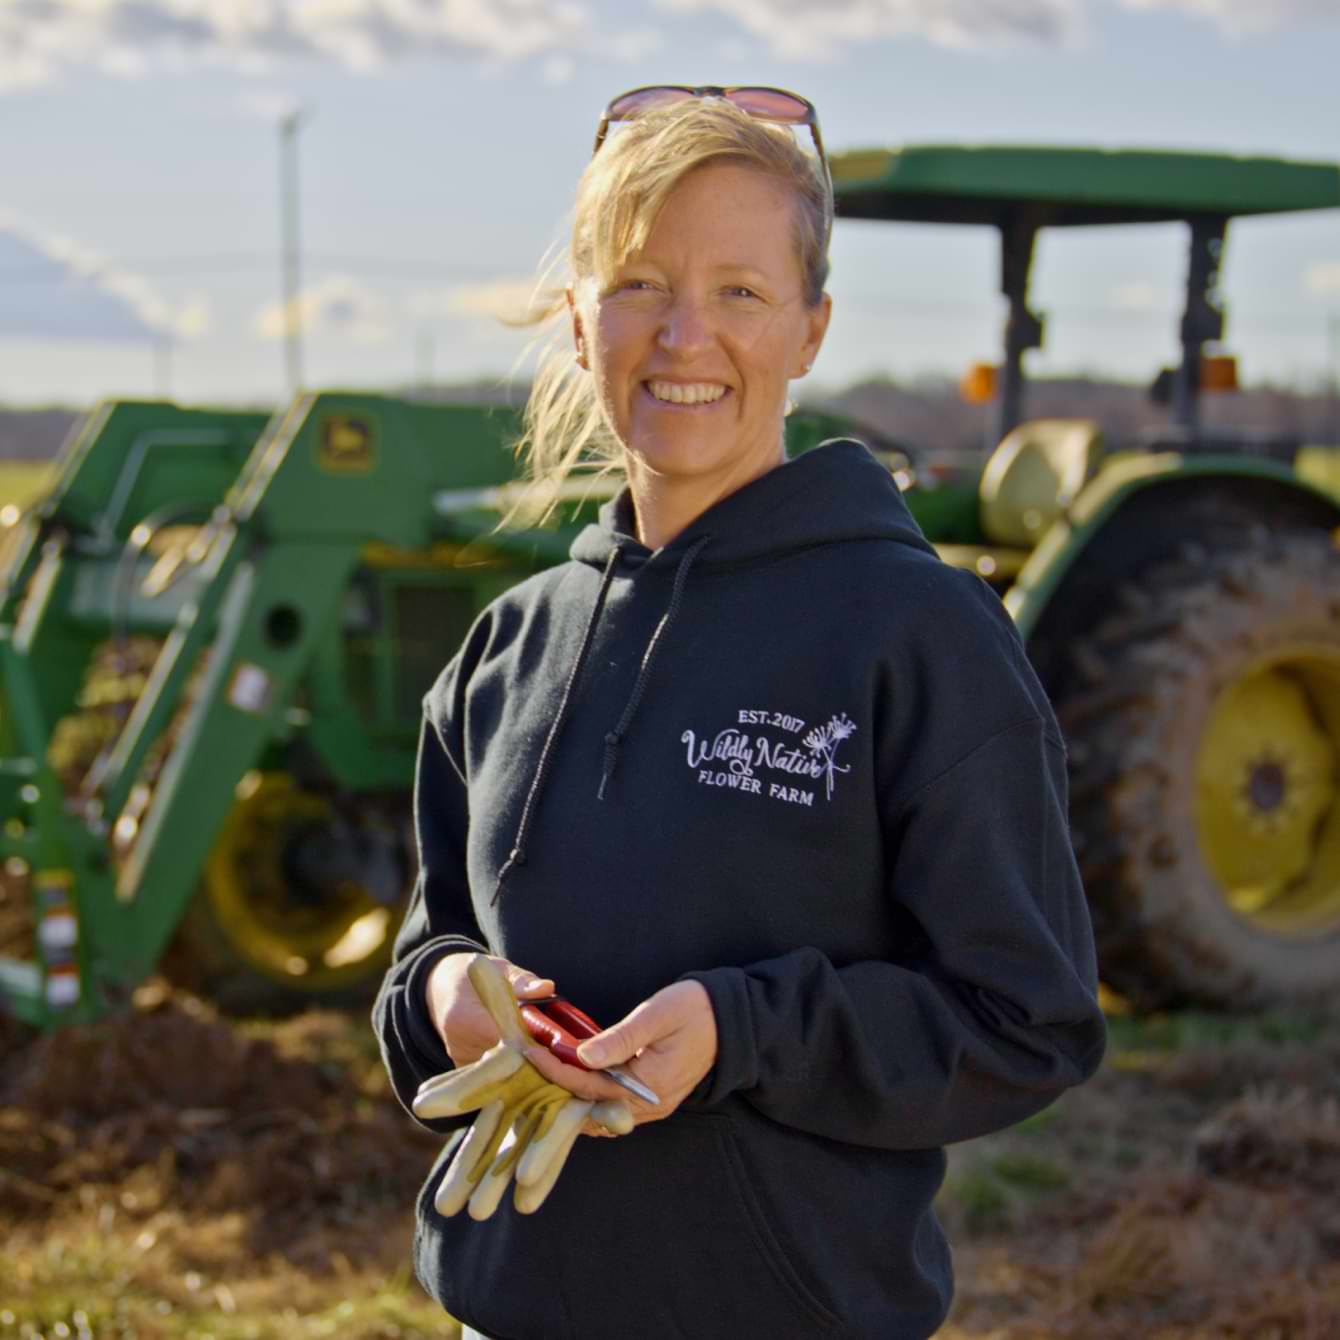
[506,96,832,522]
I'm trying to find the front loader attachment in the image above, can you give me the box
[0,394,570,1026]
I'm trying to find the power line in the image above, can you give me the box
[0,253,519,283]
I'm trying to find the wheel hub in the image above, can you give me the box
[1195,652,1340,934]
[1245,757,1287,816]
[202,773,406,987]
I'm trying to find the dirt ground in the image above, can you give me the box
[1,986,1337,1339]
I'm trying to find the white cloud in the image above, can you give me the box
[655,0,1337,57]
[655,0,1082,59]
[1304,261,1340,299]
[541,54,577,84]
[0,0,659,92]
[1117,0,1339,37]
[0,211,210,343]
[255,275,392,343]
[408,278,547,322]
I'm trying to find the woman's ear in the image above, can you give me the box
[793,291,832,378]
[566,285,588,370]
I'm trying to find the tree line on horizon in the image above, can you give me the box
[1,374,1338,461]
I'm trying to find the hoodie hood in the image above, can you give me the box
[568,438,936,573]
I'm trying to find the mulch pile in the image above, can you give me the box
[0,984,440,1269]
[951,1033,1340,1339]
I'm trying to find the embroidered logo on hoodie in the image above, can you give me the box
[681,710,858,808]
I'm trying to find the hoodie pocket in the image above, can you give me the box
[418,1110,846,1340]
[711,1117,845,1333]
[555,1111,845,1337]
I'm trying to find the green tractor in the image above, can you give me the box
[0,143,1337,1030]
[831,144,1340,1010]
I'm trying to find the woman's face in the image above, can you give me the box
[571,162,831,497]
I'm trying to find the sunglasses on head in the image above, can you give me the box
[592,84,830,188]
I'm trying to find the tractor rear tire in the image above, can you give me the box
[1058,528,1340,1012]
[163,773,410,1015]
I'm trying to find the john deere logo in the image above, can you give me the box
[317,415,375,473]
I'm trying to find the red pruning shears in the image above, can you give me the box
[519,996,660,1106]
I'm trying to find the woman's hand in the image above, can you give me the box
[522,981,718,1129]
[425,952,555,1067]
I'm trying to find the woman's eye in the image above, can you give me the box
[725,286,761,300]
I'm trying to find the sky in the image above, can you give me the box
[1,0,1339,408]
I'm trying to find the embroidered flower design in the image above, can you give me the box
[804,713,857,800]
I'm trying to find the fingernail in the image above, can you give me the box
[576,1040,604,1066]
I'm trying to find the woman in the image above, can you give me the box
[375,87,1106,1340]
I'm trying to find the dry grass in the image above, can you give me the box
[944,1013,1340,1338]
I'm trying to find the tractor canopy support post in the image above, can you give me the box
[997,212,1046,445]
[1174,215,1228,434]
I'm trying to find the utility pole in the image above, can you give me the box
[279,108,307,397]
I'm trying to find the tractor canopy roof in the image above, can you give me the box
[831,144,1340,227]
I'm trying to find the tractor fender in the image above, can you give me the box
[1004,451,1340,646]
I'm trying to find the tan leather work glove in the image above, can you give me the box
[413,954,632,1218]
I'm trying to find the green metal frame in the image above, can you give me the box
[0,395,552,1027]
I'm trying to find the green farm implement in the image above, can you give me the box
[1,143,1338,1029]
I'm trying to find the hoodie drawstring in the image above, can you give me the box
[598,534,711,801]
[491,544,623,905]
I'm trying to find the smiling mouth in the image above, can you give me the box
[643,380,731,408]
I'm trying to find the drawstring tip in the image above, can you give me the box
[491,847,526,905]
[598,733,621,801]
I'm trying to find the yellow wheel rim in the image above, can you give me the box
[1195,649,1340,934]
[202,772,399,990]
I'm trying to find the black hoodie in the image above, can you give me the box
[374,439,1106,1340]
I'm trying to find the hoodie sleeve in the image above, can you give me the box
[681,585,1106,1150]
[372,653,489,1133]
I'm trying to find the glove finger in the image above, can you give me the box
[591,1100,634,1136]
[414,1041,520,1102]
[492,1104,544,1179]
[468,1122,520,1221]
[413,1045,525,1119]
[434,1100,504,1217]
[467,953,530,1047]
[514,1113,585,1215]
[516,1097,592,1188]
[528,1087,569,1148]
[461,1069,551,1181]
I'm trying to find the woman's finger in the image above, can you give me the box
[521,1044,638,1106]
[501,959,556,998]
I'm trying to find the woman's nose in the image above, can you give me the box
[656,293,713,358]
